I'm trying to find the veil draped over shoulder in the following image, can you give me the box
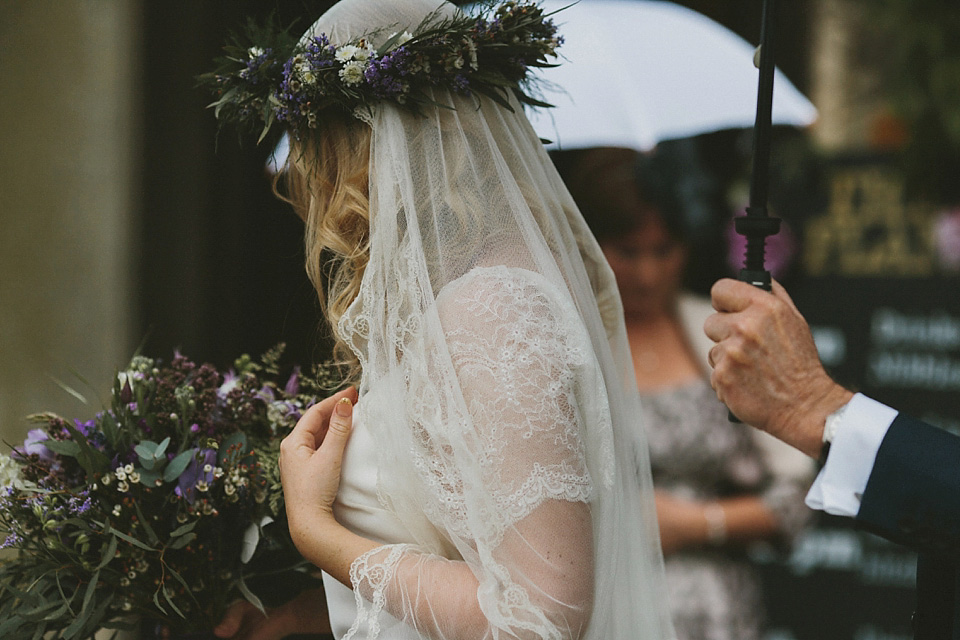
[303,1,674,638]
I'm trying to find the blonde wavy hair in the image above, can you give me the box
[280,112,371,381]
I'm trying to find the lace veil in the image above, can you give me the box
[302,1,674,638]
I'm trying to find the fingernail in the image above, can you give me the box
[336,396,353,417]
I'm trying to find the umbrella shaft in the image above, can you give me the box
[749,0,778,211]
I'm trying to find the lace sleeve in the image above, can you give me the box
[342,266,603,640]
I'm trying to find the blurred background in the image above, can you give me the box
[3,1,960,638]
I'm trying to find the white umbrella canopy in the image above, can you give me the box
[528,0,817,151]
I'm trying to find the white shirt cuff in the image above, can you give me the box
[805,393,898,517]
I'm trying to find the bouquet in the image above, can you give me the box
[0,345,341,639]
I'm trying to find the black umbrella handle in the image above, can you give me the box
[729,0,781,423]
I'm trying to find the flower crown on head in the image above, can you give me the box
[200,1,564,144]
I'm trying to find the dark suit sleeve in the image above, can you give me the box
[856,413,960,555]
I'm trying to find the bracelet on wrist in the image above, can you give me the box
[703,502,727,546]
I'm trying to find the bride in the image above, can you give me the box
[210,1,674,638]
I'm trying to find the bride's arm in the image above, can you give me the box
[280,391,595,640]
[280,273,601,639]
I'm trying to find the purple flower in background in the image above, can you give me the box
[176,449,217,504]
[284,367,300,396]
[218,370,239,399]
[256,385,276,403]
[935,207,960,271]
[22,429,54,462]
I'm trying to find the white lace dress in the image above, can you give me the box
[318,265,666,639]
[321,399,431,640]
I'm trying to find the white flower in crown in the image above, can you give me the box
[353,42,377,62]
[339,60,366,86]
[294,58,317,85]
[335,44,359,62]
[248,46,265,59]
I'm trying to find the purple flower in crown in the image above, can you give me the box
[364,45,414,99]
[453,74,470,94]
[176,448,218,505]
[239,46,275,85]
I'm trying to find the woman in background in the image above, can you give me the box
[556,146,814,640]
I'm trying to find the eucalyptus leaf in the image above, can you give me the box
[162,585,186,619]
[44,439,81,457]
[0,617,24,636]
[61,568,98,639]
[167,532,195,550]
[78,595,114,639]
[20,598,62,618]
[152,590,168,616]
[165,564,201,607]
[107,528,155,552]
[30,621,47,640]
[155,436,171,458]
[213,87,240,118]
[164,449,194,483]
[134,502,159,545]
[97,535,118,570]
[137,468,162,487]
[134,441,157,459]
[237,575,267,616]
[169,520,198,539]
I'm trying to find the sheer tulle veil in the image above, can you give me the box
[300,1,674,638]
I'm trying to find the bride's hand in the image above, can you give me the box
[279,387,359,549]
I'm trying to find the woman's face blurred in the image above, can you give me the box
[601,217,687,320]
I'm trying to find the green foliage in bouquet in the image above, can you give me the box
[0,345,342,638]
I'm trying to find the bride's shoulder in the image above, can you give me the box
[436,265,574,321]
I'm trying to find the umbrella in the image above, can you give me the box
[528,0,816,151]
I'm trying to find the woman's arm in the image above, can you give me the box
[280,391,595,640]
[655,491,779,555]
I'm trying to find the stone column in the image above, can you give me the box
[0,1,139,448]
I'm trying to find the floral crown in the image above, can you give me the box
[200,1,564,143]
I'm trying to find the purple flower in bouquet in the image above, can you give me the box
[218,370,240,399]
[284,367,300,396]
[21,428,54,462]
[0,344,335,637]
[176,448,218,504]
